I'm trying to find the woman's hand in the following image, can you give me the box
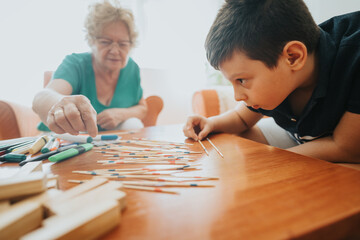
[183,115,214,141]
[97,108,127,130]
[47,95,98,137]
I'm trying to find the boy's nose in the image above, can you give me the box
[234,91,247,102]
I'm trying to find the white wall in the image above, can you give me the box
[0,0,92,105]
[0,0,359,125]
[304,0,360,24]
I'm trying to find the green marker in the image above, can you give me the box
[0,153,27,163]
[48,143,93,162]
[41,136,55,153]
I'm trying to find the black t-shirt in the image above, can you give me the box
[248,11,360,143]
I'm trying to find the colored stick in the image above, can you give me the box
[206,138,224,158]
[198,140,209,156]
[122,185,179,194]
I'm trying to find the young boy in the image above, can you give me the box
[183,0,360,163]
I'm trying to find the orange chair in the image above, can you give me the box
[192,86,238,117]
[0,100,41,140]
[0,72,163,140]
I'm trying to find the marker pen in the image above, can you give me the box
[11,143,33,154]
[41,136,55,153]
[54,134,93,144]
[50,138,60,151]
[0,153,27,163]
[19,144,78,166]
[0,136,37,148]
[92,134,118,141]
[28,136,49,154]
[3,140,34,153]
[49,143,93,162]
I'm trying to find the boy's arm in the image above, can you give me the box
[288,111,360,163]
[209,102,263,134]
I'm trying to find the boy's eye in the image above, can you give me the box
[236,78,245,84]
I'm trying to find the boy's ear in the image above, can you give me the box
[282,41,307,71]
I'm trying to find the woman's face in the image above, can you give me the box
[91,21,131,72]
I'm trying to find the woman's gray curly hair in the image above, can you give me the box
[84,0,138,47]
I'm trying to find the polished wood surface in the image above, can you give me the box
[2,124,360,239]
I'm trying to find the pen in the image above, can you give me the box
[11,143,34,154]
[92,134,118,141]
[10,141,34,152]
[0,136,36,148]
[49,138,60,151]
[0,153,27,163]
[28,135,49,154]
[3,140,34,153]
[18,144,79,166]
[49,143,93,162]
[54,134,93,143]
[41,136,56,153]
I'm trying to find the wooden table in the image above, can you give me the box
[3,124,360,239]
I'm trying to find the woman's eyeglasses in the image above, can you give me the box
[96,37,131,51]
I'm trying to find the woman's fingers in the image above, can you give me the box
[63,103,86,132]
[46,110,66,134]
[46,95,98,136]
[74,96,98,137]
[51,107,79,135]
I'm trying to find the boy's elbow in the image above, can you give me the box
[345,151,360,164]
[337,142,360,164]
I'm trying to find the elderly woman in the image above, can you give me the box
[32,0,147,137]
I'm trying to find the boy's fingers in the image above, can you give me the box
[198,126,210,141]
[183,122,199,141]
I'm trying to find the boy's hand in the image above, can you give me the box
[183,115,213,141]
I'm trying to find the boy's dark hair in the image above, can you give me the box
[206,0,320,69]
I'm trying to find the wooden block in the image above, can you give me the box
[48,181,126,216]
[45,177,108,208]
[21,199,120,240]
[0,200,10,213]
[21,188,63,205]
[0,201,43,240]
[46,179,59,189]
[0,172,47,200]
[13,162,43,177]
[46,174,59,189]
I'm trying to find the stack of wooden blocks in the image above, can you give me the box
[0,162,126,240]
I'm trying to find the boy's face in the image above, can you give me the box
[219,51,297,110]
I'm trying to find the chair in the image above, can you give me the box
[0,72,163,140]
[0,100,41,140]
[192,86,238,117]
[142,95,163,127]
